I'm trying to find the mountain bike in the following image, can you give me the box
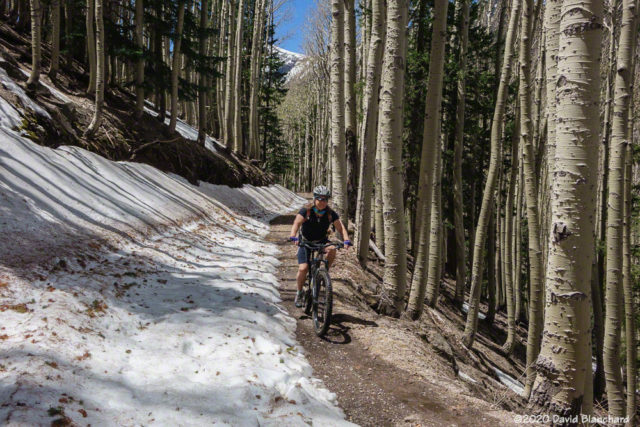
[298,239,345,337]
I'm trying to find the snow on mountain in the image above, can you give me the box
[0,60,354,426]
[275,46,305,76]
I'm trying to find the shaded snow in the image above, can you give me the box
[0,67,353,425]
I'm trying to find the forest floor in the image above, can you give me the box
[269,197,524,426]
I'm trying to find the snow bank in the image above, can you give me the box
[0,74,351,424]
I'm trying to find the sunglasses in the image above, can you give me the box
[315,197,328,202]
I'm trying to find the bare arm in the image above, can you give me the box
[334,219,350,242]
[290,214,305,239]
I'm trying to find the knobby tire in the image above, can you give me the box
[312,267,332,337]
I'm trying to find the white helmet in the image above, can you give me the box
[313,185,331,198]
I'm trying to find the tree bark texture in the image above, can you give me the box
[377,0,408,316]
[85,0,104,137]
[406,0,449,319]
[530,0,602,415]
[330,0,347,220]
[169,0,186,134]
[603,0,636,417]
[344,0,358,220]
[354,0,385,266]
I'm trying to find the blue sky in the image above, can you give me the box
[274,0,310,54]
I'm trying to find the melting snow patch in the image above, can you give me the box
[459,371,478,384]
[0,63,51,120]
[143,105,221,153]
[493,367,524,396]
[462,302,487,320]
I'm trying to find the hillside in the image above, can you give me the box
[0,22,270,188]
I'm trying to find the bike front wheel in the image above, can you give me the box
[303,279,313,315]
[312,267,332,337]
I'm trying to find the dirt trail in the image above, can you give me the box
[268,211,515,426]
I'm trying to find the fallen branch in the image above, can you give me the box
[129,137,182,159]
[369,239,385,262]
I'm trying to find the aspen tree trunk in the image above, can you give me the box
[519,0,545,395]
[531,34,544,156]
[530,0,560,397]
[514,152,524,322]
[603,0,636,417]
[48,0,60,78]
[134,0,144,117]
[597,7,616,348]
[590,12,615,401]
[305,118,311,190]
[330,0,347,220]
[530,0,602,414]
[153,14,166,123]
[197,0,209,144]
[452,0,470,308]
[249,0,265,159]
[224,0,237,149]
[344,0,358,219]
[622,88,636,425]
[232,0,245,153]
[406,0,449,319]
[495,168,504,313]
[462,0,520,347]
[485,210,497,325]
[216,0,227,138]
[85,0,104,137]
[169,0,186,134]
[26,0,42,89]
[503,103,519,355]
[425,137,443,307]
[378,0,408,315]
[354,0,385,266]
[86,0,96,94]
[361,0,369,86]
[374,139,385,253]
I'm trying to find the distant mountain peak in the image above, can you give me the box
[274,46,306,81]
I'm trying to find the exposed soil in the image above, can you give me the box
[0,21,271,188]
[268,205,522,426]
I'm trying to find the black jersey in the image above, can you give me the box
[298,206,339,241]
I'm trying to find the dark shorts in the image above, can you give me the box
[297,239,329,265]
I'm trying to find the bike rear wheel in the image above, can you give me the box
[312,267,332,337]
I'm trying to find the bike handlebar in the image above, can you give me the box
[298,240,345,250]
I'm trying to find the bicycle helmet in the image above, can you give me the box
[313,185,331,199]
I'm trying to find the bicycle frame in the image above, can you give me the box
[299,240,343,293]
[297,240,344,336]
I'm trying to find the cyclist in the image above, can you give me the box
[289,185,351,307]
